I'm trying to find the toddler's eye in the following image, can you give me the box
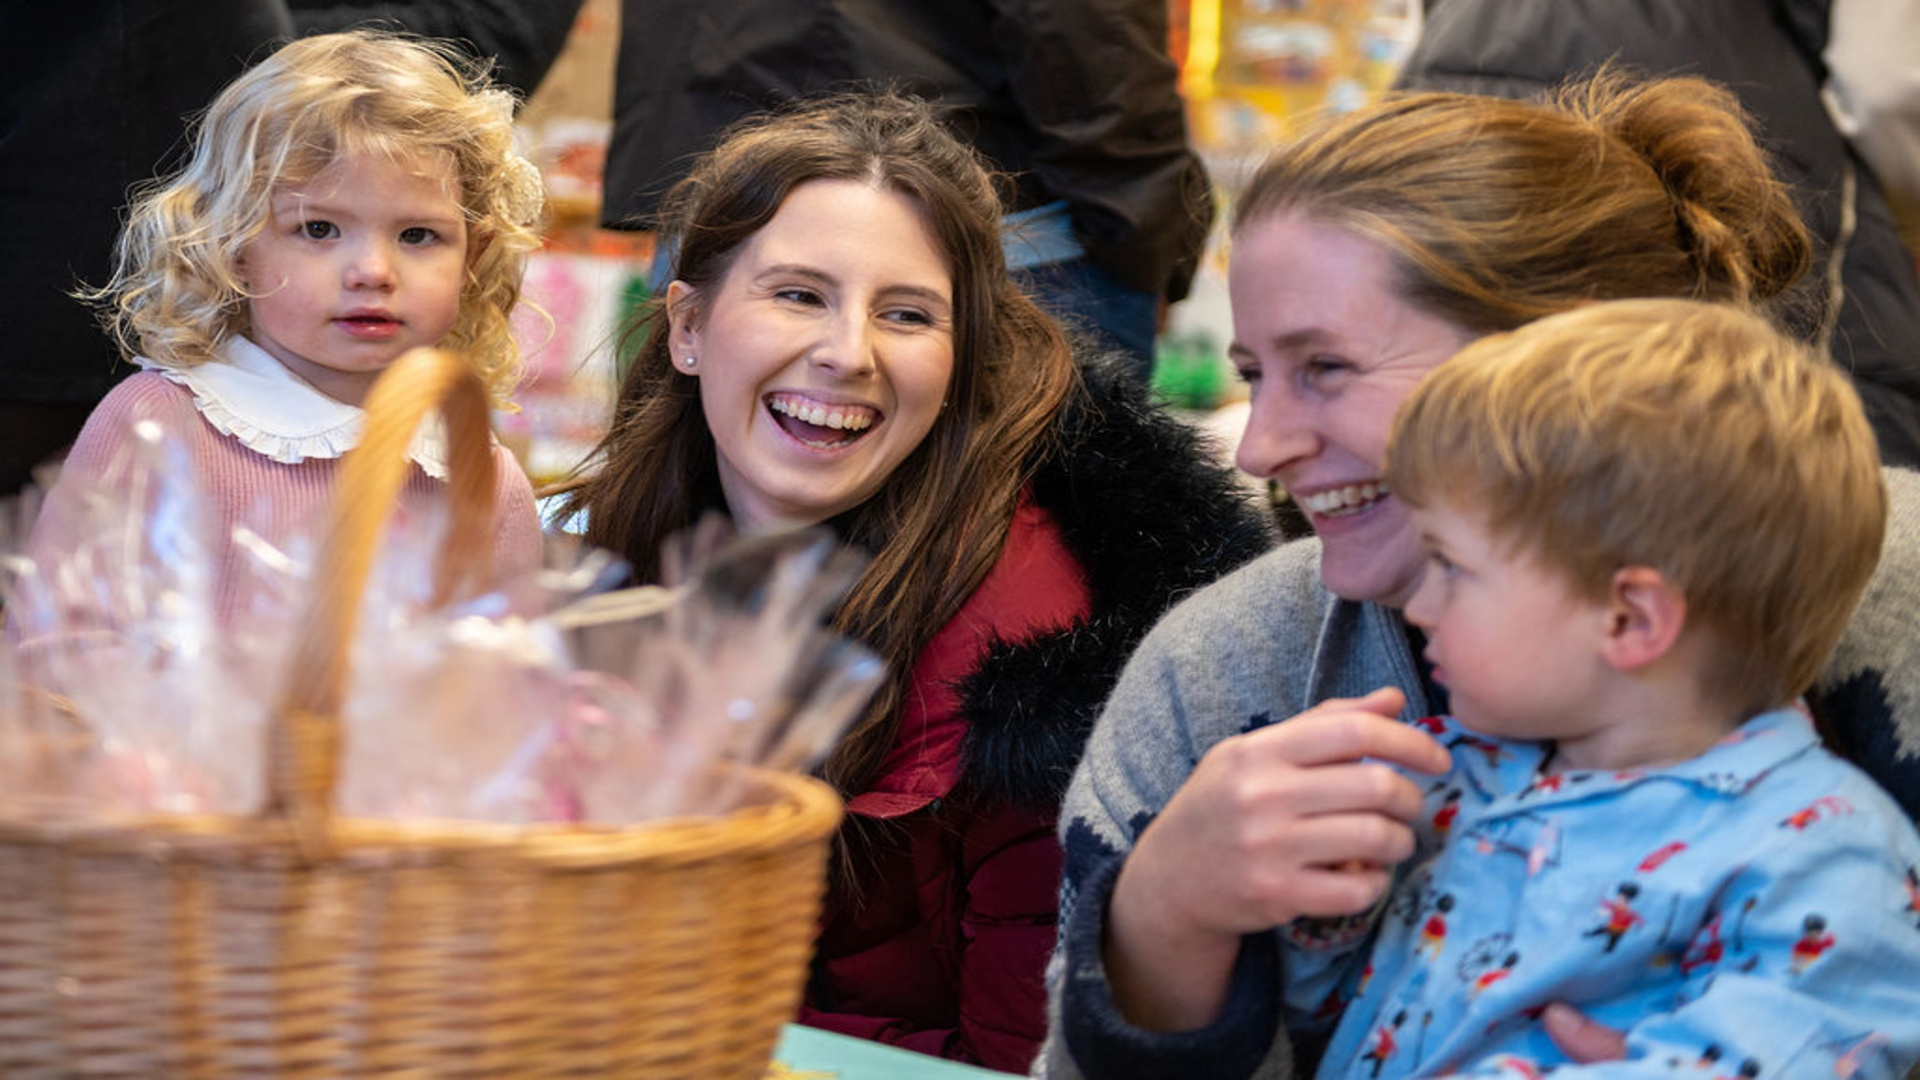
[301,220,338,240]
[399,226,438,245]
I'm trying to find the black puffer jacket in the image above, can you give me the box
[1397,0,1920,467]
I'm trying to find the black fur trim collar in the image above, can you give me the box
[954,353,1274,807]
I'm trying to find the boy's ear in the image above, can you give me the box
[1600,565,1686,671]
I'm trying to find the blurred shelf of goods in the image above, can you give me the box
[498,0,644,491]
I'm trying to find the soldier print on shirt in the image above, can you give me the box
[1584,882,1645,953]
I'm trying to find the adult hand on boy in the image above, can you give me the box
[1105,687,1450,1031]
[1543,1002,1628,1062]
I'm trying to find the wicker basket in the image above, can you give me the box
[0,348,843,1078]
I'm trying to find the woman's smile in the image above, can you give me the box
[766,391,880,447]
[1295,482,1391,518]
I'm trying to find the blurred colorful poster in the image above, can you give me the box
[1178,0,1417,166]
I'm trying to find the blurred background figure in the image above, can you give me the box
[600,0,1215,383]
[1393,0,1920,468]
[0,2,292,499]
[1825,0,1920,260]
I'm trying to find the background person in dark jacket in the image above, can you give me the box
[1394,0,1920,469]
[0,2,292,498]
[601,0,1215,383]
[286,0,584,102]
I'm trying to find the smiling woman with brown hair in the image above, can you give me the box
[557,92,1271,1072]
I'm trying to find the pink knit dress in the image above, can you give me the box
[27,338,544,623]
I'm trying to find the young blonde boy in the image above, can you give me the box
[1283,299,1920,1078]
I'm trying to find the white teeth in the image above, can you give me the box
[1298,482,1388,516]
[768,395,875,432]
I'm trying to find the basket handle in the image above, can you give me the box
[265,347,499,845]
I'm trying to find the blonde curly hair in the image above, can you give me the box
[83,30,546,405]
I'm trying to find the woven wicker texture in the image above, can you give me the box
[0,348,843,1077]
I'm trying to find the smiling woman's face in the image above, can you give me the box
[1228,211,1477,607]
[668,178,957,532]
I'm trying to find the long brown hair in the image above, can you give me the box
[1233,68,1812,331]
[557,92,1079,800]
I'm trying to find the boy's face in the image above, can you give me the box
[1401,498,1613,748]
[241,148,468,405]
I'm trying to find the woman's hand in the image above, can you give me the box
[1104,687,1449,1031]
[1542,1003,1629,1062]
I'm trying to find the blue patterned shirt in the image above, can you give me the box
[1284,707,1920,1079]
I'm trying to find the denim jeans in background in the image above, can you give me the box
[1004,200,1158,384]
[1012,258,1159,384]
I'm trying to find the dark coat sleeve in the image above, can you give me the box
[1058,854,1287,1080]
[287,0,586,96]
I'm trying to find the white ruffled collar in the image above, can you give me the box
[138,337,450,479]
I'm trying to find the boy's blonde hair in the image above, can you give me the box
[1386,299,1885,715]
[85,30,545,404]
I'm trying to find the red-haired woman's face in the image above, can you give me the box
[1228,211,1475,607]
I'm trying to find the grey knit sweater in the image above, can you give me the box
[1038,467,1920,1080]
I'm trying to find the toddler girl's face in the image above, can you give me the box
[241,149,468,405]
